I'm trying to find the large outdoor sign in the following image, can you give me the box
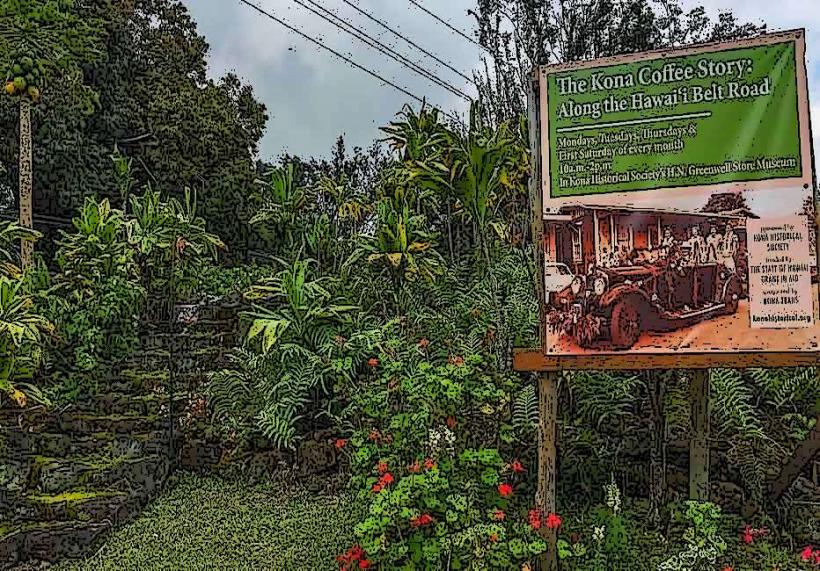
[535,30,820,355]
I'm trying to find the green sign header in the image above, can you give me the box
[545,40,802,198]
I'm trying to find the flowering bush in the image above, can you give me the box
[657,502,727,571]
[343,449,546,569]
[556,479,638,567]
[332,320,546,569]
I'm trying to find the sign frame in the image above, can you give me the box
[528,28,820,361]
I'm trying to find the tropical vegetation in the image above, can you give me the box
[0,0,816,570]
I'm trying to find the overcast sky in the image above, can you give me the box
[185,0,820,161]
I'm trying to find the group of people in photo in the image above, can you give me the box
[600,220,741,274]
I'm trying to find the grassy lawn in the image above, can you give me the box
[55,473,356,571]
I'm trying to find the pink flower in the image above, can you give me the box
[528,509,542,530]
[800,546,814,561]
[545,513,562,530]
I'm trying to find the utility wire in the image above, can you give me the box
[338,0,475,86]
[405,0,482,49]
[290,0,472,102]
[236,0,459,120]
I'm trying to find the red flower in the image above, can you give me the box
[337,545,367,569]
[493,509,505,521]
[800,546,813,561]
[511,459,525,473]
[488,533,498,543]
[368,358,379,368]
[376,461,388,474]
[371,483,382,493]
[334,438,347,449]
[721,567,733,571]
[418,338,429,348]
[408,461,421,474]
[742,526,754,545]
[528,509,542,530]
[545,513,562,530]
[446,416,457,429]
[380,472,394,485]
[410,513,434,527]
[367,429,380,442]
[498,483,513,497]
[424,457,436,470]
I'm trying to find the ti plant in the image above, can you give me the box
[0,275,51,407]
[208,259,357,449]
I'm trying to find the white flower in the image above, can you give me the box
[592,525,605,543]
[428,425,456,457]
[605,477,621,515]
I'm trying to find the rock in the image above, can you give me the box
[296,431,337,476]
[711,481,744,513]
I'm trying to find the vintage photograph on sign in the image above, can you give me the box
[538,30,819,354]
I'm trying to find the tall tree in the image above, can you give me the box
[0,0,104,268]
[0,0,268,256]
[470,0,766,125]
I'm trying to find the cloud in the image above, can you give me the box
[188,0,820,164]
[186,0,479,159]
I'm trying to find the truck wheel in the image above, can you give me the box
[722,278,741,315]
[610,299,642,350]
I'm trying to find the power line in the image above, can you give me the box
[236,0,459,120]
[290,0,472,102]
[338,0,475,86]
[405,0,482,49]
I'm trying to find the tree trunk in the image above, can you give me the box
[647,370,667,529]
[446,199,454,262]
[536,371,559,571]
[689,370,711,501]
[18,98,33,269]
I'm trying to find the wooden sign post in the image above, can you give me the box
[518,30,820,571]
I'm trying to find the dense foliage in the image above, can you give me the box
[0,1,816,570]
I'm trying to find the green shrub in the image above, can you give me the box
[43,198,144,376]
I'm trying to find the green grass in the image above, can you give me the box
[55,473,358,571]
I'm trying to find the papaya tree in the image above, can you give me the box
[0,0,104,268]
